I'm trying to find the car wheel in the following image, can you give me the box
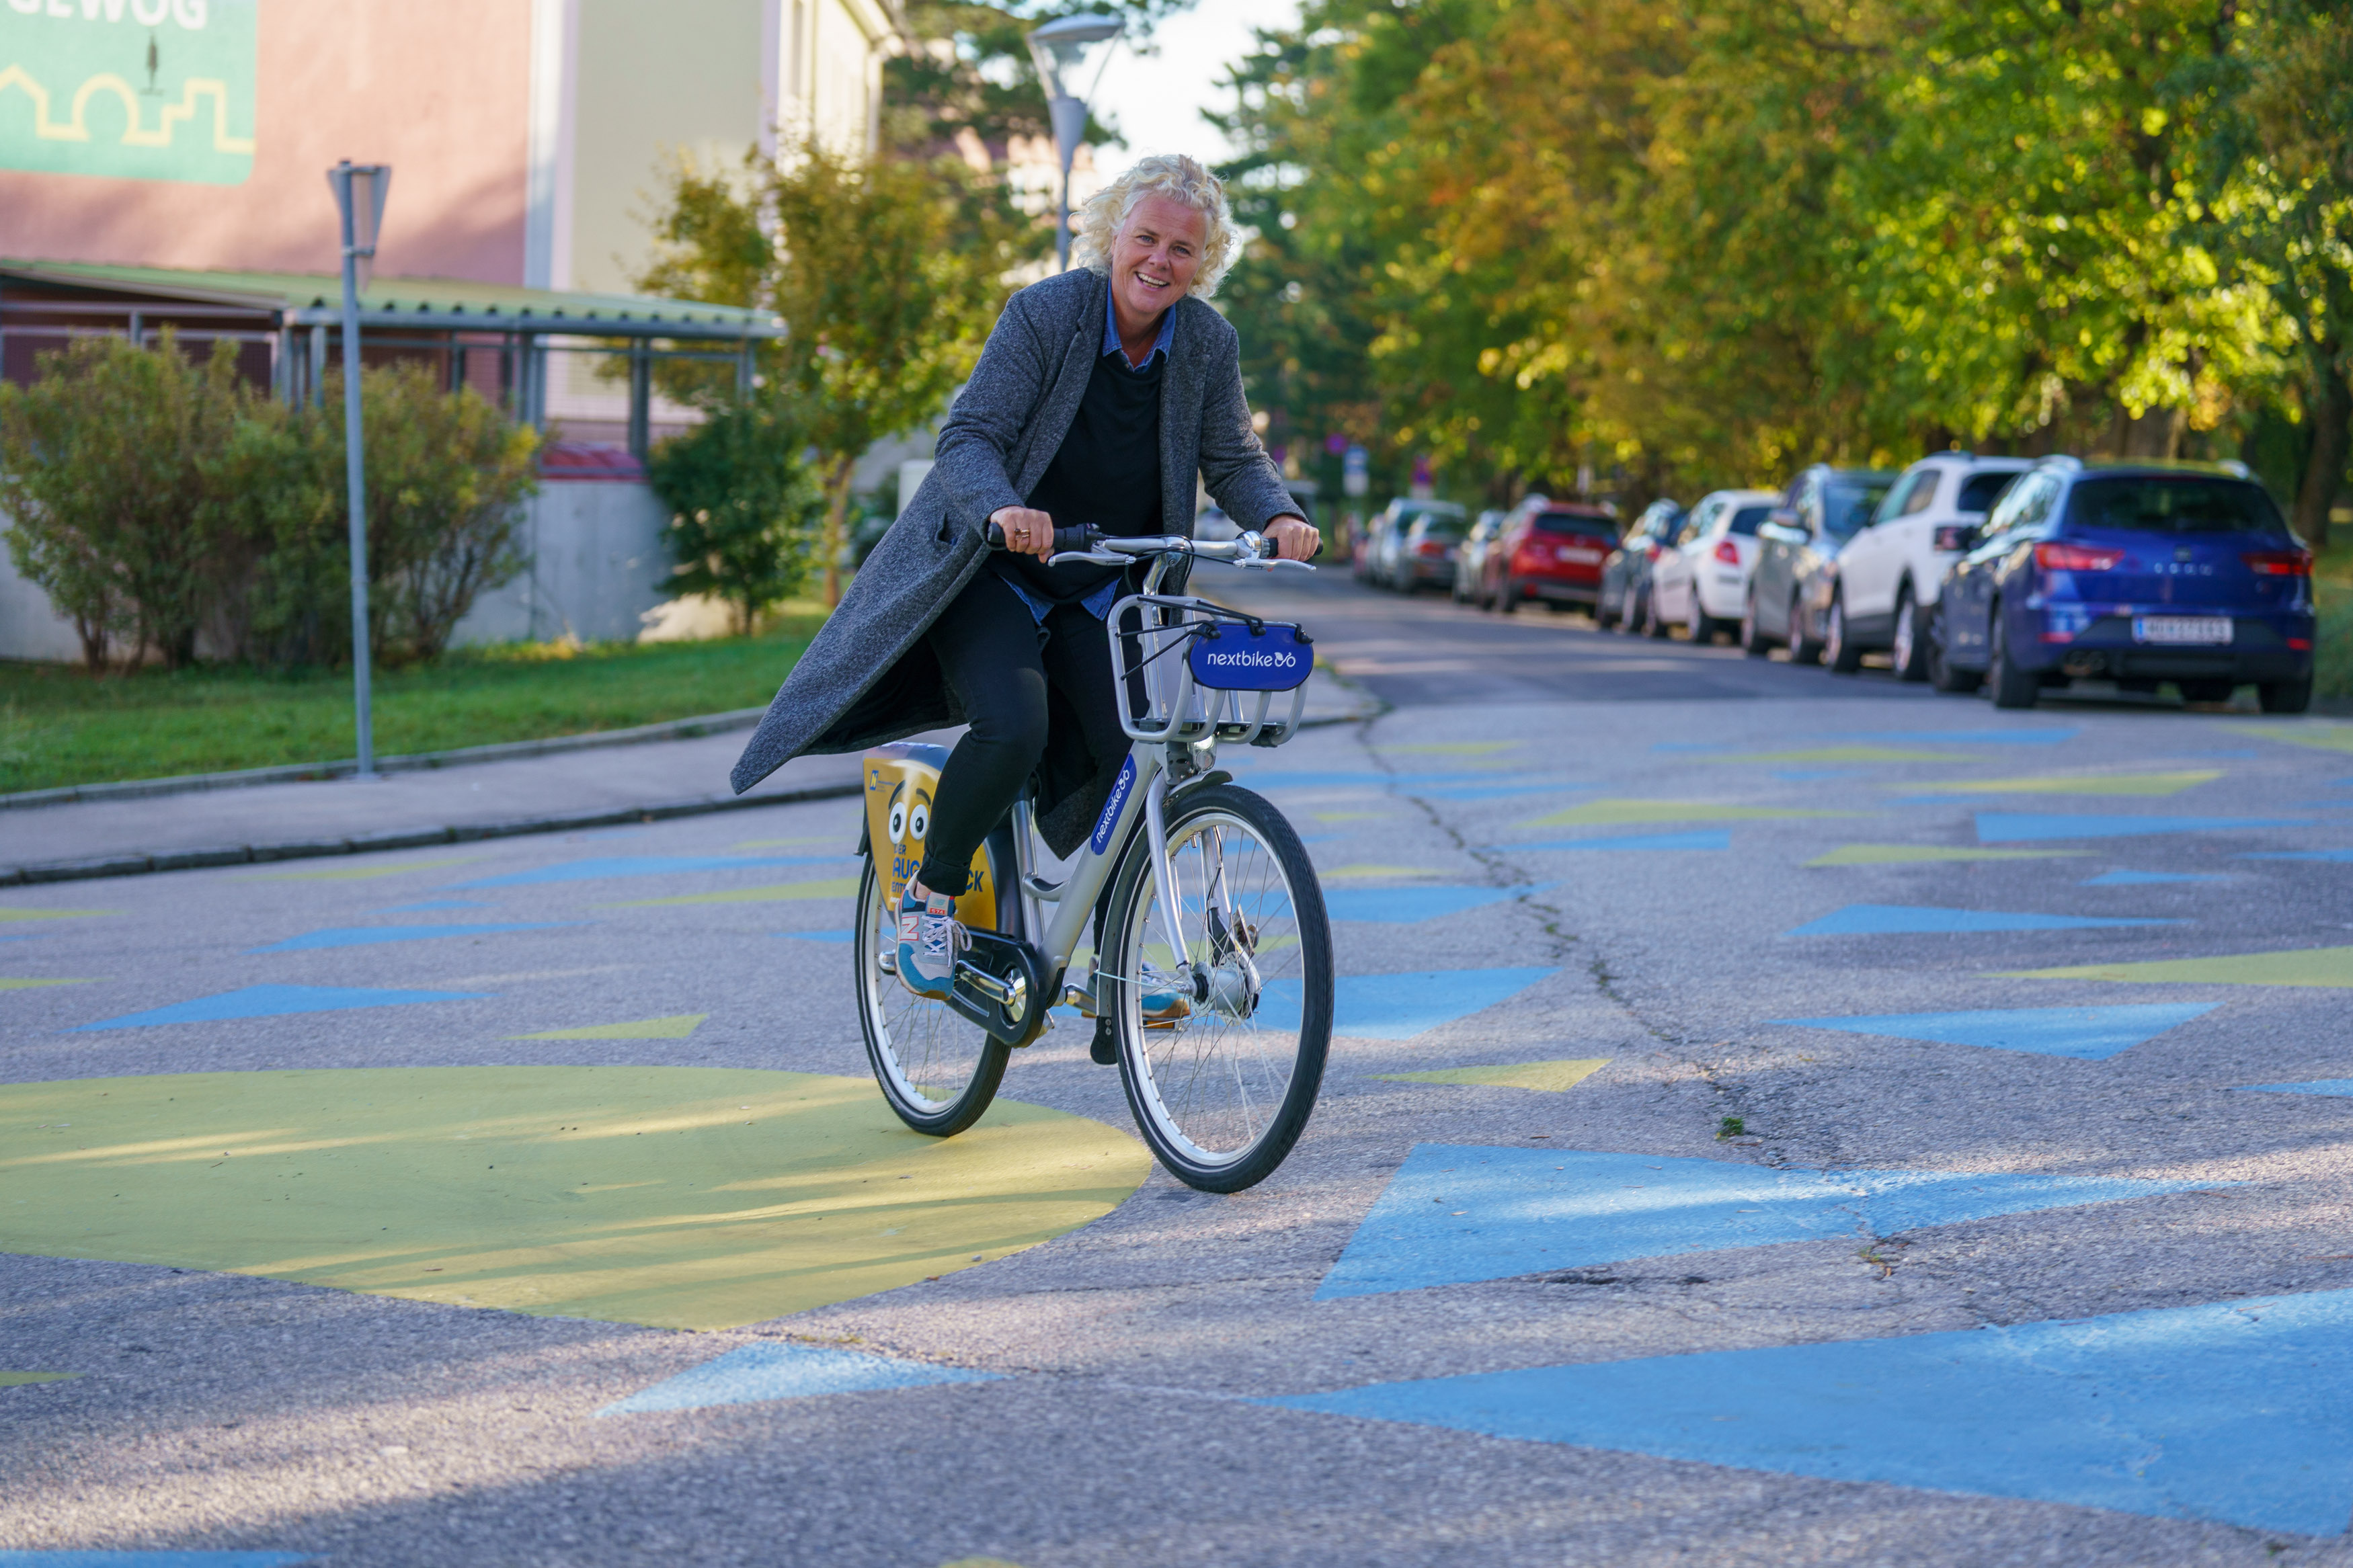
[1786,594,1823,666]
[1988,607,2039,710]
[2178,679,2237,705]
[1891,589,1929,683]
[1927,607,1981,694]
[2260,677,2313,714]
[1688,594,1718,645]
[1621,588,1646,635]
[1825,595,1864,673]
[1644,589,1671,638]
[1740,593,1770,658]
[1499,577,1520,614]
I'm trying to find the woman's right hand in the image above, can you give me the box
[990,505,1057,561]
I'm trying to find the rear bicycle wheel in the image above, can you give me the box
[852,831,1016,1137]
[1103,784,1332,1192]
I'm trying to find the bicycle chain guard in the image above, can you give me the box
[948,930,1051,1048]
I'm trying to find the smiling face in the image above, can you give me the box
[1109,192,1208,329]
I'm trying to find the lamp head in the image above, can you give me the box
[1025,13,1122,104]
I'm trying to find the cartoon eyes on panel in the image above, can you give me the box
[888,800,908,844]
[908,802,930,842]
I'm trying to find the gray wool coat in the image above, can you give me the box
[729,265,1300,855]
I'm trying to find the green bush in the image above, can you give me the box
[647,400,825,634]
[0,337,536,672]
[0,332,253,670]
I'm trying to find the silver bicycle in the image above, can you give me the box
[850,526,1334,1192]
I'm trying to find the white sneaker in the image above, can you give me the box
[895,886,966,999]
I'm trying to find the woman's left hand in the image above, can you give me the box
[1265,515,1321,562]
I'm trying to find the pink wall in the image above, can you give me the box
[0,1,533,284]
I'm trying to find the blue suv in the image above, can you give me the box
[1929,458,2314,712]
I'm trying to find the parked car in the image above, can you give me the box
[1362,498,1468,589]
[1481,496,1620,613]
[1929,458,2314,712]
[1812,453,2032,678]
[1650,489,1780,643]
[1453,509,1507,604]
[1597,501,1686,634]
[1741,464,1899,661]
[1392,508,1472,592]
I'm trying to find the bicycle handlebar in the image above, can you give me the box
[989,521,1316,571]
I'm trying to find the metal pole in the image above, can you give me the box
[1048,95,1086,273]
[337,177,377,778]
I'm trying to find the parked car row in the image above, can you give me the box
[1371,454,2319,713]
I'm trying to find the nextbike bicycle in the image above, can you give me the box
[850,526,1334,1192]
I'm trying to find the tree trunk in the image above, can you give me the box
[73,610,107,674]
[2294,344,2348,550]
[820,454,856,607]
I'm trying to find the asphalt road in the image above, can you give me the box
[5,569,2352,1567]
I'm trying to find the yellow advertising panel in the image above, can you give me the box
[862,743,996,929]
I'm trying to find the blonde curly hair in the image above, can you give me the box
[1071,154,1240,300]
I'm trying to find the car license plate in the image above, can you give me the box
[1559,547,1603,565]
[2132,616,2232,645]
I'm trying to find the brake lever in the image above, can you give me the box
[1237,556,1316,572]
[1047,550,1127,566]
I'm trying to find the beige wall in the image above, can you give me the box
[0,0,534,283]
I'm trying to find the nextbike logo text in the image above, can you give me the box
[1201,649,1300,668]
[1090,757,1137,856]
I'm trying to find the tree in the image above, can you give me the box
[648,400,827,633]
[639,137,1022,603]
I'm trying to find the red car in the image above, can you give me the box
[1480,499,1620,612]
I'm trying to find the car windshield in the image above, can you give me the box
[1958,472,2018,513]
[1533,511,1618,540]
[2065,477,2286,536]
[1726,505,1770,536]
[1823,480,1894,538]
[1416,519,1468,542]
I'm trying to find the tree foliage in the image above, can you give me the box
[648,401,828,634]
[638,136,1023,600]
[1211,0,2353,537]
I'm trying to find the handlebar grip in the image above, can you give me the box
[987,521,1101,554]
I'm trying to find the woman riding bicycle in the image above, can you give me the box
[731,155,1319,1056]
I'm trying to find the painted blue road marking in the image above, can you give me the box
[1410,782,1591,800]
[246,923,581,954]
[0,1555,317,1566]
[1490,831,1732,853]
[1324,884,1550,923]
[2080,870,2227,886]
[597,1342,998,1415]
[773,930,854,943]
[1786,905,2180,936]
[2240,849,2353,863]
[1771,769,1859,781]
[2235,1080,2353,1098]
[378,899,494,912]
[1772,1003,2221,1060]
[1832,728,2079,745]
[1228,770,1581,793]
[1254,968,1558,1041]
[1977,813,2311,843]
[1315,1146,2219,1301]
[1263,1288,2353,1536]
[449,856,842,889]
[75,985,490,1031]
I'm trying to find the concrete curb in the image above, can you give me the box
[0,706,1377,889]
[0,706,771,811]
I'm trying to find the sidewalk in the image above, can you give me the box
[1,668,1375,886]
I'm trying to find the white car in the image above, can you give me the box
[1651,489,1780,644]
[1822,453,2032,679]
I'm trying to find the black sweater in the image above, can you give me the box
[993,348,1165,605]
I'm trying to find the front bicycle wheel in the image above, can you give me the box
[853,831,1014,1137]
[1103,784,1332,1192]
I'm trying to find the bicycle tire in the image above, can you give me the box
[1103,783,1332,1192]
[852,827,1016,1137]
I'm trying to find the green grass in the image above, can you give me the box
[0,608,827,795]
[2317,536,2353,702]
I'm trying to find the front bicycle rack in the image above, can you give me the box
[1107,594,1313,748]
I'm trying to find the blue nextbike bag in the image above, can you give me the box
[1187,621,1314,692]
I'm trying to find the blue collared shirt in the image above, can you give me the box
[1103,286,1176,369]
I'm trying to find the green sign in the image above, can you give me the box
[1,0,256,185]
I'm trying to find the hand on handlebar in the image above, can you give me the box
[987,505,1058,561]
[1265,514,1321,563]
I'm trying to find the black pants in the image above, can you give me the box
[916,569,1128,897]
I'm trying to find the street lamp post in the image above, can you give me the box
[1025,15,1123,272]
[327,161,391,778]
